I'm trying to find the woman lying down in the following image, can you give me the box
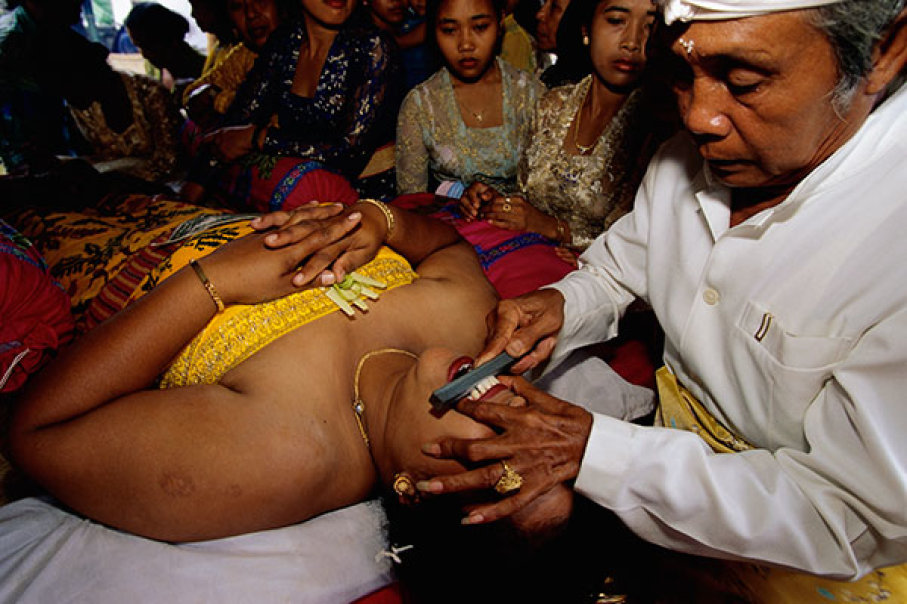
[7,201,573,546]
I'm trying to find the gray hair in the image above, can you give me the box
[807,0,906,109]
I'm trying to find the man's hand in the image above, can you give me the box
[478,288,566,374]
[417,376,593,526]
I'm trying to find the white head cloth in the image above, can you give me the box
[659,0,843,25]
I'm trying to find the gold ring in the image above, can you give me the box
[393,472,419,504]
[494,461,523,494]
[502,197,512,213]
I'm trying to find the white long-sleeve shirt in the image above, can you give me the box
[548,84,907,579]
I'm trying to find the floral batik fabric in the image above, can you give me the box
[68,73,183,182]
[518,75,656,250]
[395,57,544,195]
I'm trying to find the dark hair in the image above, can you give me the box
[124,2,191,41]
[806,0,907,109]
[381,491,655,603]
[542,0,659,88]
[423,0,507,64]
[540,0,595,86]
[188,0,239,46]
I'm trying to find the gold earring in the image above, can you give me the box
[582,34,590,46]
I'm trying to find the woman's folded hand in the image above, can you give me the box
[201,203,363,304]
[250,201,386,289]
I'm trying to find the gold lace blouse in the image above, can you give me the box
[518,75,652,250]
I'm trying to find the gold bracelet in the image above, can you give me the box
[358,198,395,241]
[189,258,225,313]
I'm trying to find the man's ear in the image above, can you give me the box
[866,6,907,95]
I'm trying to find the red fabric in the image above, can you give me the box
[350,582,402,604]
[0,226,74,393]
[215,159,360,213]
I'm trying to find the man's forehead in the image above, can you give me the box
[658,0,843,25]
[668,12,815,62]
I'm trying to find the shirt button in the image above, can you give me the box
[702,288,720,305]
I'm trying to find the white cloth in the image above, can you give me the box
[548,83,907,579]
[0,497,394,603]
[534,346,655,422]
[659,0,842,25]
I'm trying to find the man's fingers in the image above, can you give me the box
[461,489,537,525]
[416,462,504,495]
[477,305,521,366]
[508,335,557,374]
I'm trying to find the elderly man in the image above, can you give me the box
[416,0,907,597]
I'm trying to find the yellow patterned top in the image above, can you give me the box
[182,43,258,115]
[147,222,416,387]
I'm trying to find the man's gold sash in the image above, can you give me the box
[655,366,907,603]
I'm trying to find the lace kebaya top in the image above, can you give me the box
[395,57,544,194]
[518,75,656,249]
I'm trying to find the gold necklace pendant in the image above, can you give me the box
[572,82,597,155]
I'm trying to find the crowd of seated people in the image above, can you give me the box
[5,0,907,601]
[1,0,672,390]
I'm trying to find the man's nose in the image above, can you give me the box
[679,78,731,138]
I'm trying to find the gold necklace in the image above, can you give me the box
[454,85,487,124]
[352,348,418,451]
[572,84,597,155]
[459,99,485,124]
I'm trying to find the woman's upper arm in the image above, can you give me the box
[9,382,283,540]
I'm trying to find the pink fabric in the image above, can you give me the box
[0,223,74,392]
[392,194,575,299]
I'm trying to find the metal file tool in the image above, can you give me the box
[429,351,517,413]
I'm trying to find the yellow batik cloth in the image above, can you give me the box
[154,221,416,387]
[654,366,907,603]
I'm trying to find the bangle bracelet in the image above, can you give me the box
[189,258,225,313]
[358,198,395,241]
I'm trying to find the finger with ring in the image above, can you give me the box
[501,197,512,213]
[393,472,420,504]
[494,460,523,494]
